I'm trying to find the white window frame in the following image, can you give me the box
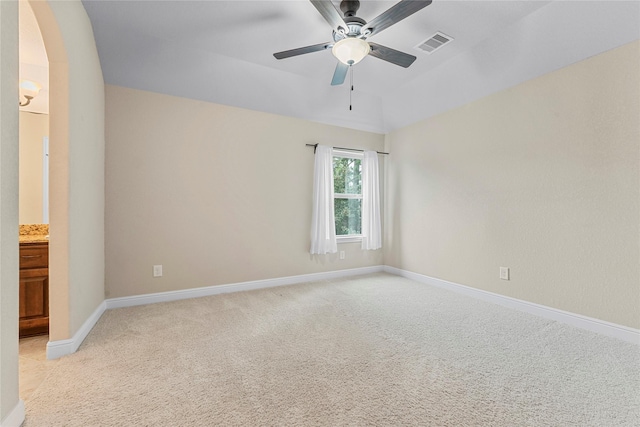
[333,149,363,243]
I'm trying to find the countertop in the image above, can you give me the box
[19,224,49,244]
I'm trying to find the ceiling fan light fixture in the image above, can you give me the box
[332,37,370,65]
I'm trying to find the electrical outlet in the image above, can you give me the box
[153,265,163,278]
[339,251,345,260]
[499,267,509,281]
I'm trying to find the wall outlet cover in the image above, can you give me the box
[153,265,163,277]
[499,267,509,280]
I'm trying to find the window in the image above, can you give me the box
[333,151,362,239]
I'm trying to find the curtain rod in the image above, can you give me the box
[305,143,389,155]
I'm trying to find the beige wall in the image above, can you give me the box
[385,41,640,329]
[31,0,105,340]
[105,85,384,298]
[52,0,104,337]
[19,111,48,224]
[0,0,21,424]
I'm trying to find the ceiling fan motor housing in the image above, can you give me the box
[332,18,367,42]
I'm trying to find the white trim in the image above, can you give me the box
[45,267,383,359]
[0,400,24,427]
[44,265,635,363]
[332,149,363,159]
[47,301,106,360]
[384,266,640,345]
[334,193,362,200]
[106,266,384,310]
[336,235,362,244]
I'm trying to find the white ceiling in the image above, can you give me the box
[35,1,640,133]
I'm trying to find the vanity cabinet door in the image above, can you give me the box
[19,243,49,337]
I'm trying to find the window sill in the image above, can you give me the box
[337,235,362,244]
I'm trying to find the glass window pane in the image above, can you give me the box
[333,157,362,195]
[335,198,361,235]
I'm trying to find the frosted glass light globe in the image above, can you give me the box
[332,38,370,65]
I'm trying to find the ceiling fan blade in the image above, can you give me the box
[331,62,349,86]
[310,0,349,33]
[368,42,416,68]
[274,42,332,60]
[364,0,432,37]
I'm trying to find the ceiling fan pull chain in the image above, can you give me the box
[349,65,353,111]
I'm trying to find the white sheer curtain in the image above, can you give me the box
[361,150,382,250]
[310,145,337,254]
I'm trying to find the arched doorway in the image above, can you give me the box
[2,0,105,422]
[26,0,106,354]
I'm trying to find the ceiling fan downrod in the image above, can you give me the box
[340,0,360,18]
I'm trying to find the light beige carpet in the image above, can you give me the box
[24,273,639,426]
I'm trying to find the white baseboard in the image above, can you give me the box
[384,266,639,345]
[45,264,635,361]
[0,400,24,427]
[47,301,107,360]
[45,267,383,359]
[106,266,385,310]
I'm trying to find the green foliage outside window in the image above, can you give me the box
[335,198,361,235]
[333,156,362,235]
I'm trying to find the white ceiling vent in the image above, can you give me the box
[415,32,453,54]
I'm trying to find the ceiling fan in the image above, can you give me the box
[273,0,432,86]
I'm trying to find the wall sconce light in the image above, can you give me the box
[19,80,41,107]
